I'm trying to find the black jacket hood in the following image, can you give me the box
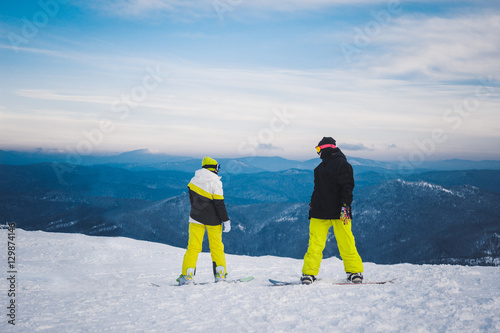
[320,147,346,161]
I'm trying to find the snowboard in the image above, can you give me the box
[269,278,395,286]
[152,276,254,287]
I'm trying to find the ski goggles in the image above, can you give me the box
[203,164,220,172]
[315,144,336,154]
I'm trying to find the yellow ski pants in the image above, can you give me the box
[302,218,363,275]
[182,222,226,276]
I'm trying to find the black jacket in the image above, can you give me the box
[309,148,355,220]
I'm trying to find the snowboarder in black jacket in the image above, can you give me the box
[301,137,364,284]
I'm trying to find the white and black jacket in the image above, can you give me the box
[187,168,230,226]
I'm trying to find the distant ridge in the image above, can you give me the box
[1,163,499,265]
[2,149,500,173]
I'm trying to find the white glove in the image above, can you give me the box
[222,220,231,233]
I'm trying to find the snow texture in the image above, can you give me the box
[1,229,499,332]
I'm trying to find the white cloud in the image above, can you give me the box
[351,13,500,81]
[76,0,212,19]
[15,90,114,105]
[342,143,373,151]
[0,44,78,60]
[75,0,455,19]
[2,3,499,160]
[7,60,498,159]
[257,143,283,151]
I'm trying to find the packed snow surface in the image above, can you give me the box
[1,229,499,332]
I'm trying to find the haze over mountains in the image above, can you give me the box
[3,148,500,172]
[1,149,499,266]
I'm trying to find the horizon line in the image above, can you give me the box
[1,147,500,163]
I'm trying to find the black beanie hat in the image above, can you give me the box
[317,137,336,146]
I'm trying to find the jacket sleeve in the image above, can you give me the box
[309,168,319,218]
[337,160,355,206]
[213,180,230,222]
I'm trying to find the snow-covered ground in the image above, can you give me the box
[1,229,499,332]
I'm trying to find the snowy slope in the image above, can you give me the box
[1,230,499,332]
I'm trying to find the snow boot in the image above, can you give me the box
[301,274,316,285]
[177,268,195,285]
[214,265,227,283]
[347,272,363,283]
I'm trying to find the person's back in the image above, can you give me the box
[177,157,231,285]
[188,167,228,226]
[310,148,354,220]
[301,137,363,285]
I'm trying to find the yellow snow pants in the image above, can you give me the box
[182,222,226,276]
[302,218,363,275]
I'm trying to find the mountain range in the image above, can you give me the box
[1,149,499,266]
[3,148,500,173]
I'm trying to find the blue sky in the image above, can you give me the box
[0,0,499,162]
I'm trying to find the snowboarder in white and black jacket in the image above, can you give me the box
[177,157,231,285]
